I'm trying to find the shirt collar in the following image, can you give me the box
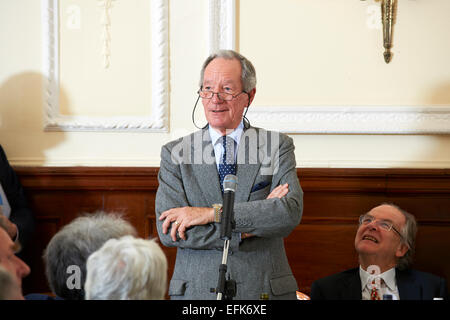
[359,266,397,291]
[208,121,244,146]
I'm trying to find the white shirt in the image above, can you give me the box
[359,266,400,300]
[208,121,244,170]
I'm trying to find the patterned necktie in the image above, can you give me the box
[218,136,236,193]
[370,279,381,300]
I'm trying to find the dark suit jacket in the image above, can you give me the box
[311,267,448,300]
[0,145,34,247]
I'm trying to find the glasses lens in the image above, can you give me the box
[219,92,233,101]
[198,90,235,101]
[199,90,212,99]
[359,215,372,225]
[377,220,393,231]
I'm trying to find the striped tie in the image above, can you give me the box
[218,136,236,193]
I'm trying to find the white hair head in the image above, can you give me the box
[84,236,168,300]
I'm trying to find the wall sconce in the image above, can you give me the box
[362,0,396,63]
[382,0,396,63]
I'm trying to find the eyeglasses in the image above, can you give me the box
[359,214,404,239]
[197,88,247,101]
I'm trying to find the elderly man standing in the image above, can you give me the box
[155,50,303,300]
[311,203,448,300]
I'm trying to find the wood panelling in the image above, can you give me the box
[15,167,450,296]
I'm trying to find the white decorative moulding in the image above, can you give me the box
[208,0,236,53]
[246,106,450,134]
[209,0,450,134]
[42,0,169,132]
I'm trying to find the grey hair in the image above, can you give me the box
[84,236,168,300]
[199,49,257,93]
[381,203,417,270]
[43,211,137,300]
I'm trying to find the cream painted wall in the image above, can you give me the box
[240,0,450,107]
[0,0,449,168]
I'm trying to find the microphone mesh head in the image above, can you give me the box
[223,174,238,192]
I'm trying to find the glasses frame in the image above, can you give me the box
[358,214,404,240]
[197,87,248,101]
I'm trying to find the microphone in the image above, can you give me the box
[220,174,237,240]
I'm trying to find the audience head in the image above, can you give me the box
[355,203,417,272]
[43,211,137,300]
[0,224,30,299]
[85,236,168,300]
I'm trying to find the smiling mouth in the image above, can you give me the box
[362,235,379,243]
[211,109,227,113]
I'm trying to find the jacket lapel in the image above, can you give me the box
[397,269,421,300]
[235,126,262,203]
[342,269,363,300]
[191,128,223,204]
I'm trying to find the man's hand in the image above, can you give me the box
[266,183,289,199]
[0,215,18,240]
[243,183,290,240]
[159,184,289,242]
[159,207,214,241]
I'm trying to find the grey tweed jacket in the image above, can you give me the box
[155,126,303,300]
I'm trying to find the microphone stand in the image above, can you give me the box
[215,238,236,300]
[212,175,237,300]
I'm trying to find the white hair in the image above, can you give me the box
[199,49,257,92]
[84,236,168,300]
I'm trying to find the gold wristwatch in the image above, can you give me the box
[212,203,223,223]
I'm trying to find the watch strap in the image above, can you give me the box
[212,203,222,223]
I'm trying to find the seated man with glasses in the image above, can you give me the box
[310,203,448,300]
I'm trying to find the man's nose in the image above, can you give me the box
[367,221,379,230]
[211,92,224,103]
[15,256,31,279]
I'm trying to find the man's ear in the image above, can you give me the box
[395,243,409,259]
[248,88,256,105]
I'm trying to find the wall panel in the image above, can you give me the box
[16,167,450,296]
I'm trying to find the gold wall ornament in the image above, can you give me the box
[362,0,397,63]
[382,0,396,63]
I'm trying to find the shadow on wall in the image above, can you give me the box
[0,72,68,166]
[400,80,450,169]
[425,81,450,106]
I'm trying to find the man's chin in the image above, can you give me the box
[355,242,379,255]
